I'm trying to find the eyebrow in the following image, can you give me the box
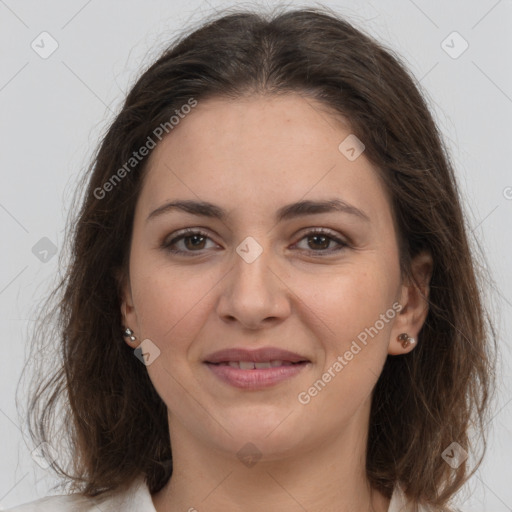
[146,198,370,224]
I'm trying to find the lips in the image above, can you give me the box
[215,360,299,369]
[204,347,311,389]
[204,347,310,365]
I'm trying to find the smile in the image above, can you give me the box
[210,360,304,369]
[204,360,310,389]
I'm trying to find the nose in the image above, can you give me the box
[216,242,291,330]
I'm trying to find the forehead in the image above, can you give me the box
[152,93,351,164]
[138,93,389,224]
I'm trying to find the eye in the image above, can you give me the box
[293,228,349,255]
[161,227,349,256]
[161,228,219,254]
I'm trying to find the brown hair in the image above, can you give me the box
[19,5,497,510]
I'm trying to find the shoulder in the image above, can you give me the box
[4,475,156,512]
[3,493,98,512]
[388,484,437,512]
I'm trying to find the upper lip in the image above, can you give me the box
[204,347,310,364]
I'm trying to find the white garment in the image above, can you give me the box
[4,474,427,511]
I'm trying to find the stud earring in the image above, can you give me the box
[397,332,415,349]
[123,327,137,343]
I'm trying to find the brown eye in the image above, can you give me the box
[182,234,207,250]
[161,228,348,257]
[307,234,331,250]
[294,229,348,255]
[162,229,217,254]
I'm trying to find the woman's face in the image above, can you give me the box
[121,93,430,460]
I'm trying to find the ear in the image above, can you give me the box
[388,250,433,355]
[116,267,139,348]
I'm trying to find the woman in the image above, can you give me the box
[10,5,496,512]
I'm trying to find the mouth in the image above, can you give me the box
[202,347,311,389]
[204,356,311,389]
[206,360,308,369]
[203,346,310,365]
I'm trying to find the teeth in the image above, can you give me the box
[219,360,291,369]
[254,361,272,369]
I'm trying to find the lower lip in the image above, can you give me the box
[204,362,310,389]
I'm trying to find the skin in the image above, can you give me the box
[120,93,433,512]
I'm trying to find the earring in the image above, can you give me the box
[397,332,415,349]
[123,327,137,343]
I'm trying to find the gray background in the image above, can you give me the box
[0,0,511,510]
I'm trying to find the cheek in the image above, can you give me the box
[301,263,397,338]
[131,250,399,356]
[277,267,397,433]
[131,264,214,347]
[129,263,217,411]
[294,264,400,406]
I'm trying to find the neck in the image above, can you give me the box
[151,404,391,512]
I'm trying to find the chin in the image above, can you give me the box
[210,413,306,457]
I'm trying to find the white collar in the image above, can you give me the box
[129,476,424,512]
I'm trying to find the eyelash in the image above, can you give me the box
[161,228,349,256]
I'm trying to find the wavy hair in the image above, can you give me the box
[19,5,497,511]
